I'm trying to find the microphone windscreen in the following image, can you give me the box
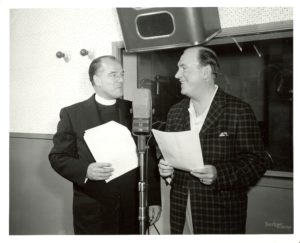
[132,88,152,119]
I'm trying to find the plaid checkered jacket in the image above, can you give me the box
[165,88,271,234]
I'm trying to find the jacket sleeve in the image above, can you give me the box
[213,104,272,191]
[48,108,89,186]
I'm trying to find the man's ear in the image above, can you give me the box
[202,65,212,80]
[93,75,102,86]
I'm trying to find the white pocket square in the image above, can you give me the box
[219,132,229,137]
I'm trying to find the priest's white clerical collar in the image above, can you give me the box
[95,93,116,106]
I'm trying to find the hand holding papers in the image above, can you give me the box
[152,129,204,171]
[84,121,138,182]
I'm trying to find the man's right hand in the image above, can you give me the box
[158,159,174,177]
[86,162,114,181]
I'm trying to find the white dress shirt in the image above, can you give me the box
[188,85,218,133]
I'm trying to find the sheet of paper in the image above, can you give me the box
[152,129,204,171]
[84,121,138,182]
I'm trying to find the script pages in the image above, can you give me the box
[84,121,138,182]
[152,129,204,171]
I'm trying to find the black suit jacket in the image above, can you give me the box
[165,88,271,234]
[49,94,161,234]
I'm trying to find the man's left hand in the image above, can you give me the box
[148,205,162,225]
[190,165,217,185]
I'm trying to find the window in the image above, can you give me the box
[134,21,293,173]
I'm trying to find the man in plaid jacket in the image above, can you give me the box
[158,46,271,234]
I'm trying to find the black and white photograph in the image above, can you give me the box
[1,1,297,243]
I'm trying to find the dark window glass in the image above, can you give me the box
[214,38,293,172]
[136,12,174,38]
[137,36,293,172]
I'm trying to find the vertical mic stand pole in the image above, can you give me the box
[137,135,148,234]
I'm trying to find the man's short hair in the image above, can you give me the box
[197,47,220,79]
[88,55,117,85]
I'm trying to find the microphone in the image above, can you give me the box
[132,88,152,233]
[132,88,152,135]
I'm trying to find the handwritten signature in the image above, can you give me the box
[265,221,292,230]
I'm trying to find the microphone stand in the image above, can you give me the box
[137,135,148,234]
[131,88,153,234]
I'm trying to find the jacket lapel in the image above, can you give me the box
[116,99,132,129]
[175,99,190,131]
[83,94,103,129]
[183,101,191,131]
[200,88,227,135]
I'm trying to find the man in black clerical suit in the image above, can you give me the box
[49,56,161,234]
